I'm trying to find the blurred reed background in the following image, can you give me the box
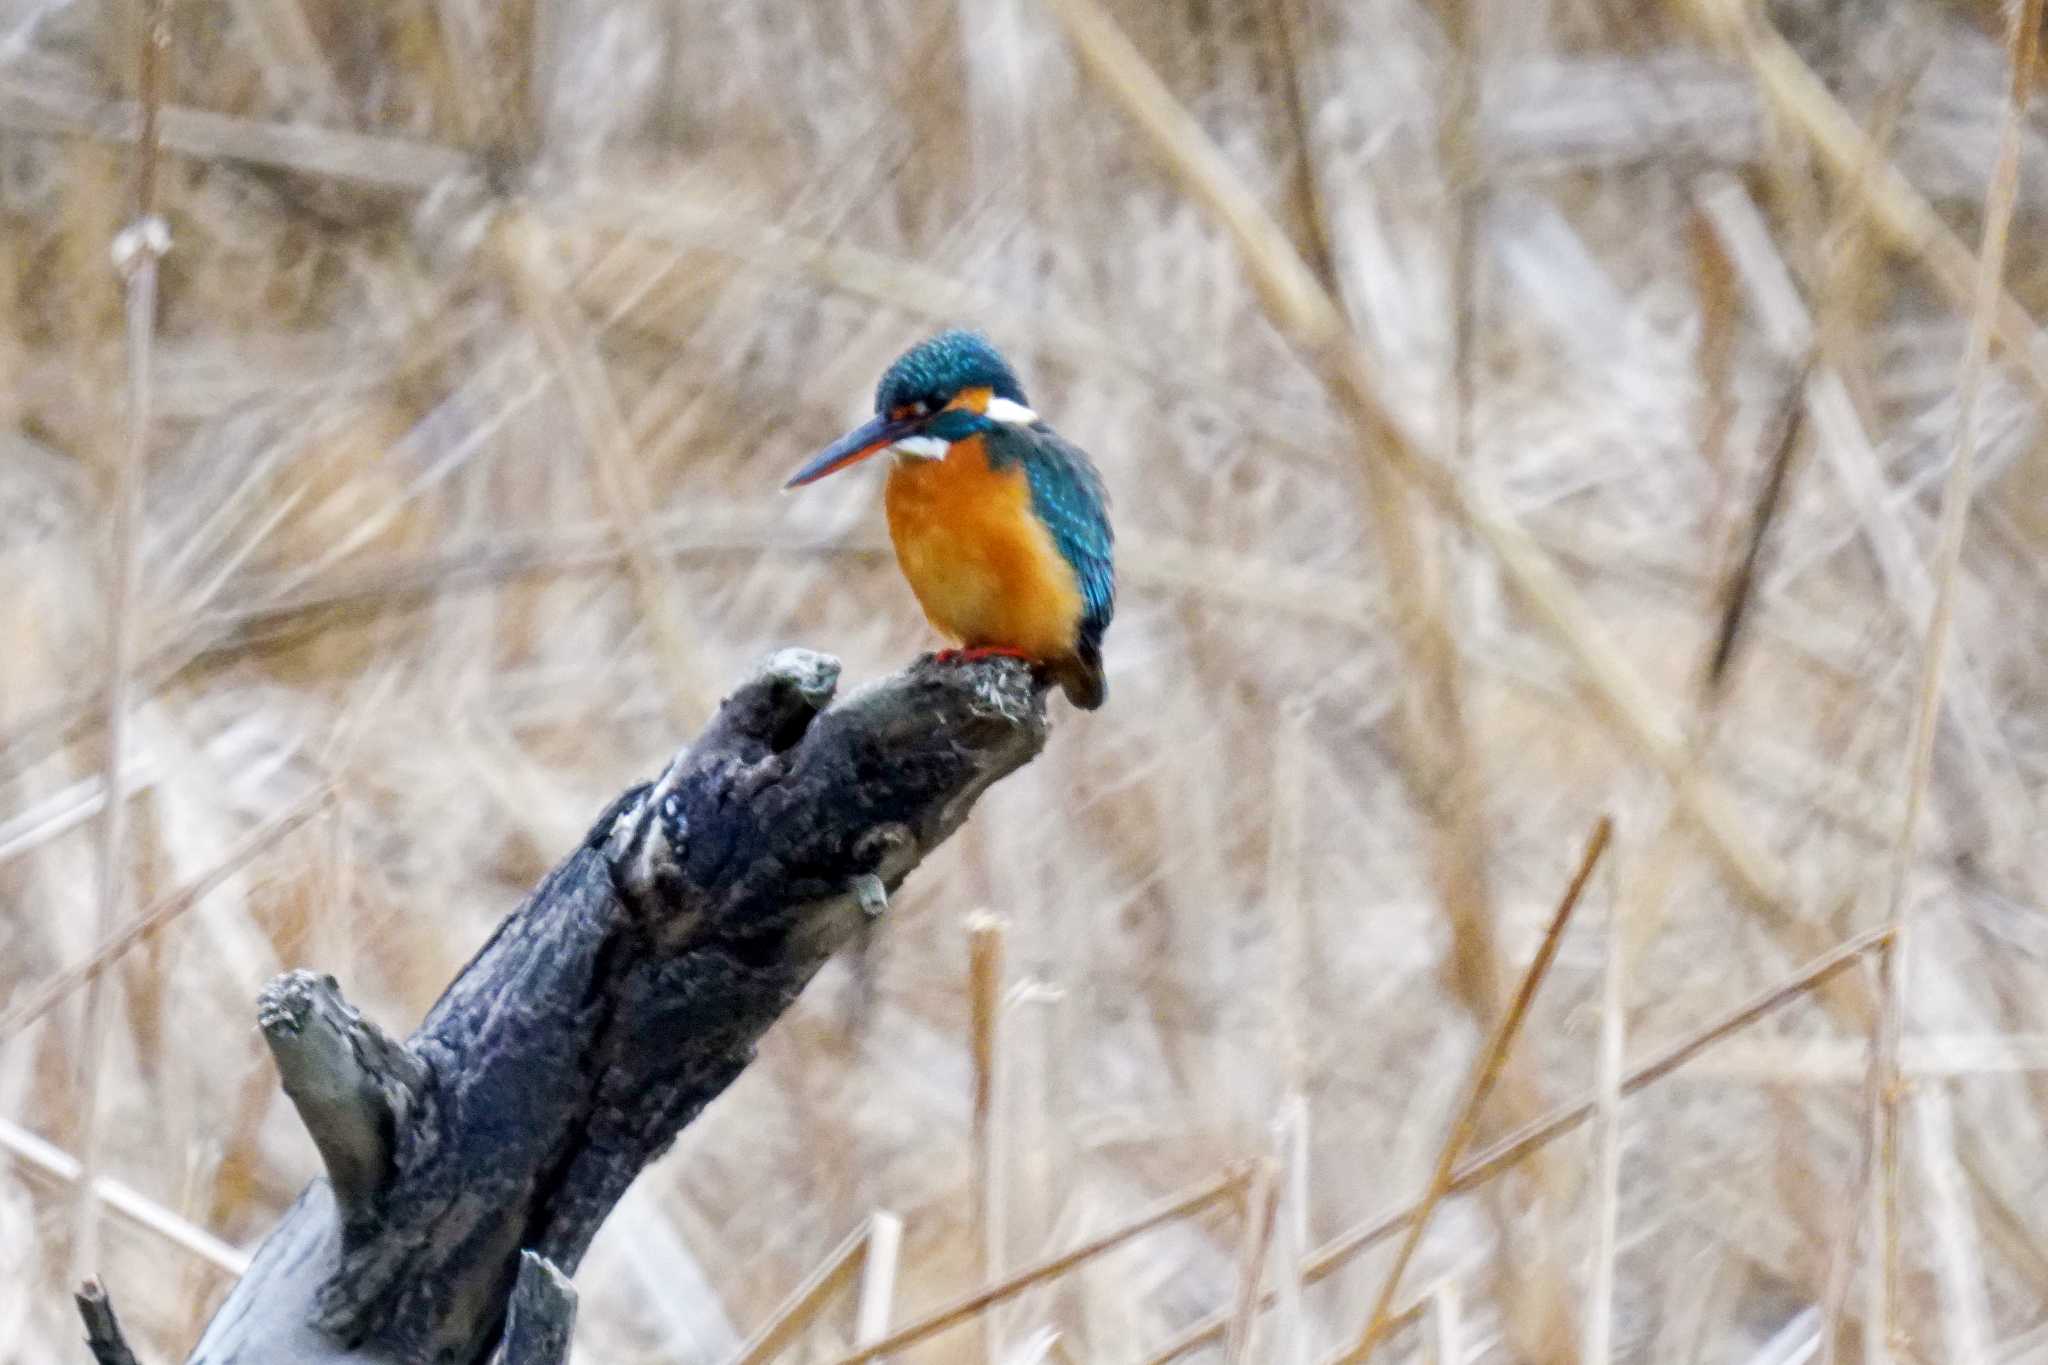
[2,0,2047,1360]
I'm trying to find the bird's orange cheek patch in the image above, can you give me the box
[945,386,993,416]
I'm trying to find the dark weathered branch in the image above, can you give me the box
[178,648,1048,1364]
[500,1253,577,1365]
[76,1279,143,1365]
[258,971,427,1225]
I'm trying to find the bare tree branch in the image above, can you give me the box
[258,971,427,1227]
[75,1279,144,1365]
[174,648,1046,1363]
[500,1253,576,1365]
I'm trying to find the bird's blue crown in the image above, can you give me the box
[875,330,1027,414]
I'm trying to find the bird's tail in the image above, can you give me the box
[1054,640,1107,710]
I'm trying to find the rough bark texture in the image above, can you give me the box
[179,649,1048,1364]
[499,1253,576,1365]
[258,969,427,1226]
[75,1280,142,1365]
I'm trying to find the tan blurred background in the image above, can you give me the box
[2,0,2047,1360]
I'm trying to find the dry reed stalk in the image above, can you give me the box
[0,76,473,187]
[0,352,553,778]
[1225,1158,1282,1365]
[854,1210,903,1356]
[1703,371,1808,703]
[1032,27,2048,1310]
[823,1164,1250,1365]
[722,1219,869,1365]
[1270,1096,1311,1365]
[1429,1282,1463,1365]
[1040,0,1794,931]
[1811,49,1930,439]
[427,0,494,144]
[1673,0,2048,409]
[1056,10,1574,1344]
[1262,0,1507,1068]
[1738,1307,1821,1365]
[1313,1297,1429,1365]
[496,212,717,730]
[179,513,1386,675]
[1819,1021,1884,1365]
[1676,1034,2048,1082]
[227,0,342,118]
[1319,49,1586,1354]
[1634,365,1807,1026]
[1257,0,1337,298]
[6,501,1429,780]
[1694,173,2029,871]
[70,0,169,1289]
[1862,0,2045,1348]
[0,1116,248,1275]
[1655,1250,1732,1364]
[1265,711,1311,1097]
[1690,198,1740,482]
[0,767,152,868]
[4,0,2031,1358]
[1335,817,1611,1364]
[548,201,1355,477]
[1859,1172,1885,1365]
[1584,842,1627,1365]
[1608,301,1804,1069]
[1954,1144,2048,1294]
[1142,920,1887,1365]
[1447,920,1878,1185]
[0,787,327,1044]
[720,1210,901,1364]
[967,911,1007,1365]
[1913,1088,1993,1365]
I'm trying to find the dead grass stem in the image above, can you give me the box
[967,911,1007,1364]
[1674,0,2048,409]
[1042,0,1793,924]
[1862,1,2043,1353]
[824,1165,1250,1365]
[724,1213,899,1365]
[0,788,327,1046]
[5,1,2043,1356]
[1583,846,1626,1365]
[69,0,169,1289]
[1335,817,1611,1363]
[1145,918,1887,1364]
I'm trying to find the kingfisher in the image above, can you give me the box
[784,330,1115,709]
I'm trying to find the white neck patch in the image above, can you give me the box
[890,433,949,461]
[985,397,1039,425]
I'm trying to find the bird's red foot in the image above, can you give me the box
[934,646,1037,665]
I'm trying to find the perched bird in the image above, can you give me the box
[785,330,1116,709]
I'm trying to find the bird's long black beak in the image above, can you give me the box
[784,414,923,488]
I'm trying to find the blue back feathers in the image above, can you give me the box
[986,424,1116,653]
[876,330,1027,414]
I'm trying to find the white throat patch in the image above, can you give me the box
[985,397,1039,425]
[890,434,949,461]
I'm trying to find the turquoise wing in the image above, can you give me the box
[1006,426,1115,651]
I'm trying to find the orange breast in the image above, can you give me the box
[883,435,1084,660]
